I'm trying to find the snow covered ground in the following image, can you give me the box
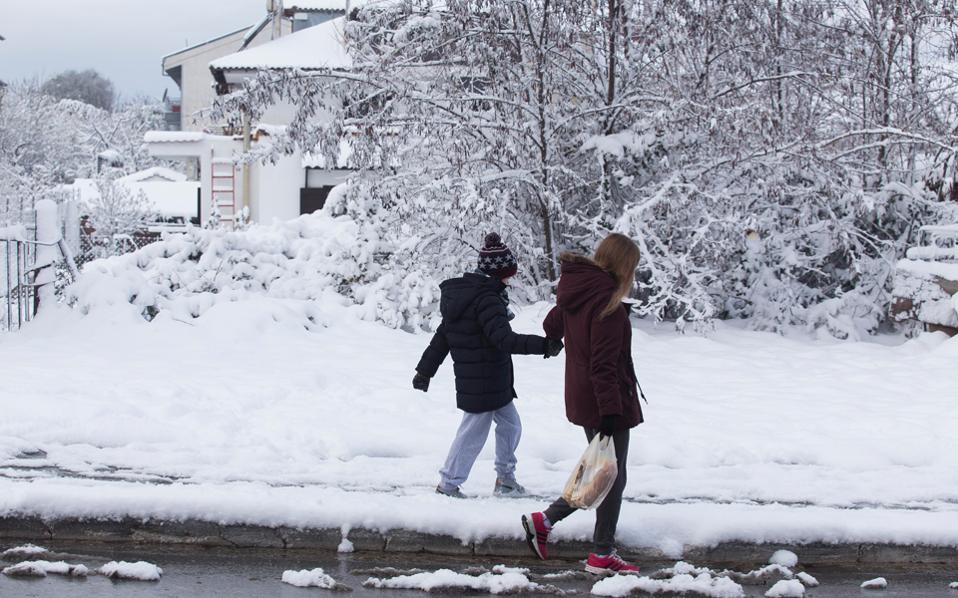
[1,295,957,555]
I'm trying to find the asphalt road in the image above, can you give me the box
[1,543,956,597]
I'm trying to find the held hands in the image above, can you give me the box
[544,338,564,359]
[412,372,430,392]
[597,414,618,439]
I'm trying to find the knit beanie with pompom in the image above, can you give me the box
[477,232,518,280]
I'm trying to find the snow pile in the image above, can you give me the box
[337,538,354,553]
[1,544,49,560]
[591,571,745,598]
[765,579,805,598]
[795,572,818,587]
[281,567,341,589]
[949,581,958,589]
[2,560,89,578]
[363,567,560,594]
[860,577,888,590]
[98,560,163,581]
[892,258,958,328]
[67,211,442,330]
[768,550,799,568]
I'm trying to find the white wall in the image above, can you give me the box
[250,149,351,223]
[251,151,305,223]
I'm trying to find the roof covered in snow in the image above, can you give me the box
[163,26,252,61]
[210,17,351,72]
[117,167,188,184]
[144,131,207,144]
[63,178,199,219]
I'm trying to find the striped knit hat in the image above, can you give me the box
[477,232,518,280]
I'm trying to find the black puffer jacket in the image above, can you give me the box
[416,273,548,413]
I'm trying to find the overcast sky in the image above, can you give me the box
[1,0,266,99]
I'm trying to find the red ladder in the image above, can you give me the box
[211,154,236,226]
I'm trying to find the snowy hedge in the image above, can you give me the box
[67,208,444,331]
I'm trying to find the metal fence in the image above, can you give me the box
[2,237,38,331]
[2,219,80,332]
[75,231,162,269]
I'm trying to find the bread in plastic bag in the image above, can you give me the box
[561,434,618,510]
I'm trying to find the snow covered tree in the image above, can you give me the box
[84,176,157,258]
[41,69,115,111]
[0,80,165,224]
[216,0,958,334]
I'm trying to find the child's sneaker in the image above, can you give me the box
[435,485,467,499]
[494,478,527,498]
[521,512,551,560]
[585,551,640,575]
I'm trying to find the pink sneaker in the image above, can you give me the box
[585,551,640,575]
[521,512,551,560]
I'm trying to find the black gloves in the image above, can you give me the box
[544,338,564,359]
[597,414,618,438]
[412,372,430,392]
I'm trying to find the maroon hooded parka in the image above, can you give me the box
[543,255,644,431]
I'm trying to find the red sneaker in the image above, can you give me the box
[521,512,551,560]
[585,551,640,575]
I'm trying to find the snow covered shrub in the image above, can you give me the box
[67,202,450,330]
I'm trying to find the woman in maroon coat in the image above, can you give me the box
[522,233,644,575]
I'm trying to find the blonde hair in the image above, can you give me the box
[593,233,640,318]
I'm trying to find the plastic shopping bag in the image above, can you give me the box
[561,434,618,510]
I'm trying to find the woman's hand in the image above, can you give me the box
[544,338,564,358]
[597,414,618,438]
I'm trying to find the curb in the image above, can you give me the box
[2,517,958,566]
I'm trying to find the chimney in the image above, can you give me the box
[271,0,284,39]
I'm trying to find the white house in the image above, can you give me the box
[145,1,361,227]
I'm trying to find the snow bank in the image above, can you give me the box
[66,211,441,330]
[98,560,162,581]
[860,577,887,589]
[2,560,88,578]
[363,568,557,594]
[591,572,744,598]
[282,567,340,588]
[765,579,804,598]
[768,550,798,567]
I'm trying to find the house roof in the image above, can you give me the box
[210,16,351,73]
[144,131,207,144]
[117,166,188,184]
[162,26,252,62]
[66,178,199,219]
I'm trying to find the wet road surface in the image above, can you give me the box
[1,543,956,597]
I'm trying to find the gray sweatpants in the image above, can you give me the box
[543,428,630,555]
[438,401,521,491]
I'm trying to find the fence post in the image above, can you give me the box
[34,199,58,312]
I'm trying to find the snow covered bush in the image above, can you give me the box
[67,204,445,330]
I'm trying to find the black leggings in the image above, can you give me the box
[544,427,630,555]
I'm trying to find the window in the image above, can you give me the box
[300,186,334,214]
